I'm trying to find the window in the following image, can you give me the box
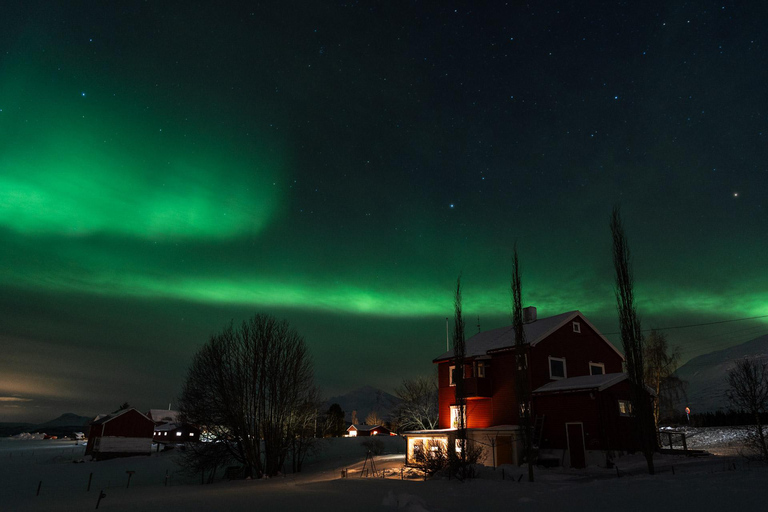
[189,433,194,437]
[450,405,467,429]
[549,356,567,379]
[572,321,581,333]
[176,432,182,437]
[618,400,633,416]
[474,361,486,378]
[449,365,464,386]
[589,362,605,375]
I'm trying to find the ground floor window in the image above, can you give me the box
[618,400,633,416]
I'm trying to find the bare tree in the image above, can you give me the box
[644,330,686,428]
[178,313,316,479]
[511,244,534,482]
[610,206,655,474]
[365,411,383,426]
[394,375,439,431]
[323,404,346,437]
[726,357,768,460]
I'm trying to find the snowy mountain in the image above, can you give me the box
[324,386,401,424]
[675,334,768,413]
[33,413,92,430]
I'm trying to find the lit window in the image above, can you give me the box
[549,356,566,379]
[163,432,167,436]
[475,361,486,378]
[572,321,581,333]
[450,405,467,429]
[618,400,633,416]
[589,362,605,375]
[176,432,182,437]
[189,433,194,437]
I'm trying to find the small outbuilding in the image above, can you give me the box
[85,408,154,460]
[346,424,392,437]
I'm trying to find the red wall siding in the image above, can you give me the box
[103,410,155,438]
[438,362,455,429]
[489,352,519,425]
[532,380,636,452]
[466,399,493,428]
[529,315,623,391]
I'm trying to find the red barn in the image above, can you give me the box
[85,408,155,460]
[404,309,645,468]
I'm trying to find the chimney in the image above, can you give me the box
[523,306,537,324]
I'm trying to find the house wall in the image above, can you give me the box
[436,314,626,437]
[86,410,155,457]
[532,380,636,454]
[528,315,623,391]
[489,351,519,426]
[103,410,155,438]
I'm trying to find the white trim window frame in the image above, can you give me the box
[549,356,567,380]
[449,365,460,386]
[589,362,605,375]
[572,321,581,333]
[450,405,467,429]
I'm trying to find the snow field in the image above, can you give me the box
[1,431,765,511]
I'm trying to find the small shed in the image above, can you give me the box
[532,373,646,467]
[85,408,154,460]
[346,424,392,437]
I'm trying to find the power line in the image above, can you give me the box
[603,314,768,335]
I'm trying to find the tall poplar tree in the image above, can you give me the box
[452,276,467,473]
[610,206,655,475]
[511,245,534,482]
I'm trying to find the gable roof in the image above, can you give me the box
[90,408,153,426]
[434,310,623,362]
[147,409,179,424]
[532,373,628,394]
[347,424,388,432]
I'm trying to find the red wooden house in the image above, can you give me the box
[346,424,393,437]
[404,308,642,468]
[85,408,155,461]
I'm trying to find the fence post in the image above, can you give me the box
[36,481,42,496]
[87,473,93,492]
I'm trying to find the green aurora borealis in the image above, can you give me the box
[2,1,767,421]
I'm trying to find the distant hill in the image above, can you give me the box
[675,334,768,413]
[1,413,92,437]
[34,413,92,430]
[324,386,401,424]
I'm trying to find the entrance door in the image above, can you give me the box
[566,423,586,468]
[496,435,514,466]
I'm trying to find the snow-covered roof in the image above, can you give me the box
[91,408,153,426]
[147,409,179,424]
[434,310,622,361]
[347,424,386,432]
[154,423,179,432]
[532,373,628,394]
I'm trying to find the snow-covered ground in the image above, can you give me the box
[1,430,765,511]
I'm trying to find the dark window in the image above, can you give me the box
[590,363,605,375]
[549,357,566,379]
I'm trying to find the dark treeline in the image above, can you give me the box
[665,411,768,428]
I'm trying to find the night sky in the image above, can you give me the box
[2,1,766,422]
